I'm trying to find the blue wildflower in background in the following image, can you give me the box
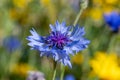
[64,74,75,80]
[104,11,120,32]
[3,36,21,53]
[27,21,90,68]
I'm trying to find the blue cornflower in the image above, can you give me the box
[3,36,21,52]
[64,74,75,80]
[27,21,90,68]
[104,11,120,32]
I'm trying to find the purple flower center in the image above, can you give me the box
[46,31,70,49]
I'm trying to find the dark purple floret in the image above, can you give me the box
[46,31,70,49]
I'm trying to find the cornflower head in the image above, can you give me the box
[104,11,120,32]
[27,21,90,68]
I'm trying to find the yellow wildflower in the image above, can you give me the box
[9,9,20,20]
[89,8,103,21]
[102,4,115,13]
[9,8,29,25]
[92,0,103,6]
[40,0,57,23]
[40,0,51,7]
[10,63,34,76]
[13,0,32,9]
[72,53,83,65]
[90,52,120,80]
[104,0,118,5]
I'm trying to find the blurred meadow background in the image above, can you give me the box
[0,0,120,80]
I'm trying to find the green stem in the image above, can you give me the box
[52,62,57,80]
[60,64,65,80]
[73,8,84,26]
[73,0,88,26]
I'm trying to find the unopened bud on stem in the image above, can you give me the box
[80,0,88,10]
[73,0,88,26]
